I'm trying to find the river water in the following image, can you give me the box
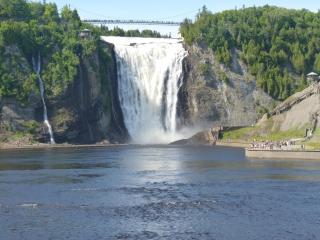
[0,146,319,240]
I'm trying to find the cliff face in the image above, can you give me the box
[179,44,275,129]
[0,43,127,144]
[0,45,40,143]
[50,43,127,144]
[1,41,277,145]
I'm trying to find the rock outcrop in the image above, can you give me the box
[170,126,221,146]
[50,43,127,144]
[0,43,128,144]
[225,83,320,144]
[257,84,320,133]
[178,44,275,129]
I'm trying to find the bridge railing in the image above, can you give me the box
[83,19,182,26]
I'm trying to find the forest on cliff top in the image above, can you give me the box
[0,0,162,104]
[180,5,320,100]
[2,2,320,103]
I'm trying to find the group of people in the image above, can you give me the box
[250,140,299,150]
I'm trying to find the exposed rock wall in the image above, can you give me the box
[0,43,128,144]
[49,43,128,144]
[171,127,220,146]
[1,41,277,145]
[0,98,37,132]
[0,45,42,140]
[179,44,275,129]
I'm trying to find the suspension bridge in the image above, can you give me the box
[82,19,182,26]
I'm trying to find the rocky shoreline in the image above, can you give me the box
[0,142,128,151]
[0,127,250,151]
[216,141,250,148]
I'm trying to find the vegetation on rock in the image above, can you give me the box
[180,5,320,100]
[0,0,164,103]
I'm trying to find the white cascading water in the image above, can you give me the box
[101,37,188,144]
[32,53,55,144]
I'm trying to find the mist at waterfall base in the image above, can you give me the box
[102,36,194,144]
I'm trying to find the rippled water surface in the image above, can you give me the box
[0,146,320,240]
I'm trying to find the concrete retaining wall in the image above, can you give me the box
[245,149,320,160]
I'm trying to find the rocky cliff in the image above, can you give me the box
[178,44,275,129]
[0,43,127,144]
[221,83,320,146]
[1,41,278,145]
[49,42,127,144]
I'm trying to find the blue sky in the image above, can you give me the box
[47,0,318,21]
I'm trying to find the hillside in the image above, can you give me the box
[179,43,275,128]
[221,82,320,149]
[180,5,320,100]
[0,0,127,144]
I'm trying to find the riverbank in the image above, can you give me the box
[0,141,249,151]
[216,141,250,148]
[0,142,127,151]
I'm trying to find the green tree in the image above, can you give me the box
[61,6,80,29]
[0,0,30,21]
[29,2,45,19]
[43,3,59,23]
[314,53,320,73]
[180,5,320,99]
[291,51,305,74]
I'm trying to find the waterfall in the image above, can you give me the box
[32,53,55,144]
[101,37,188,144]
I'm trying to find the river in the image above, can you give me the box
[0,146,319,240]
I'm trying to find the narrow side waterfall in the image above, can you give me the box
[101,37,188,144]
[32,54,55,144]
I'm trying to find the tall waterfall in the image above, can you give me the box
[32,53,55,144]
[101,37,188,144]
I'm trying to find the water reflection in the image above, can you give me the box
[0,146,320,240]
[119,147,184,171]
[1,146,320,173]
[0,162,113,171]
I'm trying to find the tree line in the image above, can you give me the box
[180,5,320,100]
[0,0,164,103]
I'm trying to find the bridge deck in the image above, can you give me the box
[83,19,182,26]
